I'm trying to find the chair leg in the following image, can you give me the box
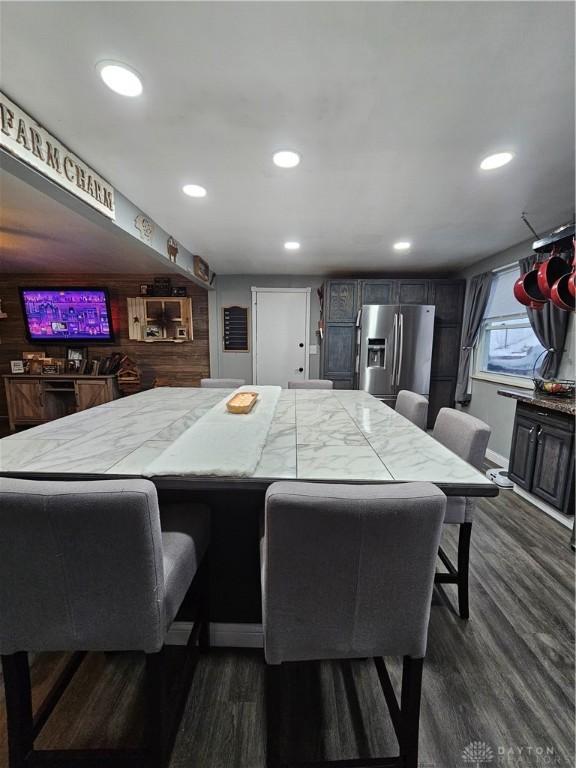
[457,523,472,621]
[198,556,211,651]
[145,649,167,768]
[400,656,424,768]
[266,664,283,768]
[1,652,34,768]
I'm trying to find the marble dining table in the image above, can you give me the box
[0,386,497,497]
[0,386,498,625]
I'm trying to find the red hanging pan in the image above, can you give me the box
[550,273,576,311]
[513,267,546,309]
[569,239,576,298]
[550,241,576,311]
[536,250,572,299]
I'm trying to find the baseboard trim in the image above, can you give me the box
[512,486,573,529]
[485,448,509,469]
[166,622,264,648]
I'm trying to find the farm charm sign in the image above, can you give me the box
[0,91,115,219]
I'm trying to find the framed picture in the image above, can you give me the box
[140,284,152,296]
[145,324,162,339]
[28,359,43,375]
[67,347,86,361]
[10,360,25,374]
[193,254,210,284]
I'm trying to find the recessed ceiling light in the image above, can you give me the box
[393,241,411,251]
[480,152,514,171]
[284,241,301,251]
[273,150,301,168]
[97,61,143,97]
[182,184,207,198]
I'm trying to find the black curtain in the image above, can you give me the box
[455,271,493,404]
[519,253,570,379]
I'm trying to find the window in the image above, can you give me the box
[474,267,545,384]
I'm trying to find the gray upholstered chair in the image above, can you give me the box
[287,379,333,390]
[395,390,429,430]
[261,481,446,768]
[0,478,211,768]
[432,408,491,620]
[200,377,246,388]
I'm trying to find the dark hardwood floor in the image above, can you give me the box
[0,487,574,768]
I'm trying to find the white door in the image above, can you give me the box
[252,288,310,386]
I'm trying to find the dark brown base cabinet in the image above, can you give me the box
[4,374,119,431]
[320,278,465,425]
[509,403,575,515]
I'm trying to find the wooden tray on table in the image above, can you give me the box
[226,391,258,414]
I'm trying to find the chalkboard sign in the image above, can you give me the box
[222,306,250,352]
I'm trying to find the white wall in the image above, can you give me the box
[457,234,575,461]
[209,274,323,383]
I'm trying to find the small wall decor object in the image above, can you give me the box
[153,277,171,296]
[117,355,141,395]
[193,254,210,284]
[140,284,152,296]
[67,348,86,361]
[167,236,179,263]
[66,359,82,373]
[145,324,162,339]
[134,214,154,243]
[28,359,43,375]
[175,327,188,340]
[127,296,193,342]
[222,305,250,352]
[0,299,7,319]
[42,358,61,375]
[10,360,24,374]
[171,286,188,297]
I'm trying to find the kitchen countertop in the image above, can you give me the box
[498,387,576,416]
[0,387,498,496]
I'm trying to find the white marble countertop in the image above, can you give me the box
[0,387,497,495]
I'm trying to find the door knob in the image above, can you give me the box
[298,367,304,373]
[299,342,304,348]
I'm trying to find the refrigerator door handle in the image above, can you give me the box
[396,312,404,385]
[392,313,398,383]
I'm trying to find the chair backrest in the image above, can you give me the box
[287,379,333,390]
[261,481,446,664]
[200,378,246,388]
[395,390,428,430]
[0,478,166,655]
[433,408,491,470]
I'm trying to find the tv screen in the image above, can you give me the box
[20,288,114,342]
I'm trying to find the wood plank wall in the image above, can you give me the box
[0,273,210,419]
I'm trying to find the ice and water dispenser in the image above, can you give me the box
[367,338,387,368]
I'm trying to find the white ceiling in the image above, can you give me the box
[0,168,177,273]
[1,1,574,275]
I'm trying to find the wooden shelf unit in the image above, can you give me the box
[127,296,193,342]
[3,374,119,431]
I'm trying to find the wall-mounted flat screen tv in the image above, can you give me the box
[19,288,114,342]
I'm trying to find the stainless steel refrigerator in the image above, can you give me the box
[356,304,435,404]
